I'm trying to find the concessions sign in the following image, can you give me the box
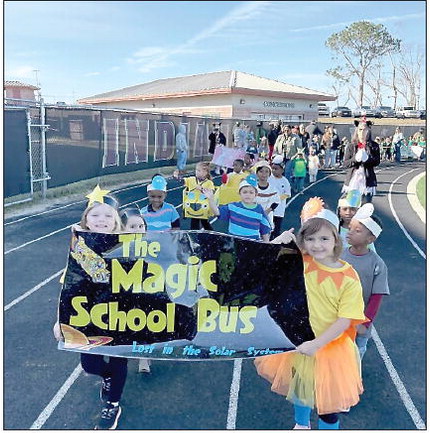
[58,230,314,360]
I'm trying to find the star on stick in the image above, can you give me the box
[86,185,111,206]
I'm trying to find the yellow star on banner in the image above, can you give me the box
[86,185,111,206]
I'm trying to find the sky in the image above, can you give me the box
[4,1,426,108]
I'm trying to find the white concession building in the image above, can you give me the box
[78,70,335,122]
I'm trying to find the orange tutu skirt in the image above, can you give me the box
[254,333,363,414]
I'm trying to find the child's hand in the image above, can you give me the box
[270,228,296,244]
[265,208,272,215]
[202,188,214,199]
[53,321,64,342]
[173,169,180,179]
[296,340,319,356]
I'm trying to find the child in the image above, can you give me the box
[254,160,281,231]
[307,146,320,183]
[204,174,271,242]
[219,159,247,205]
[53,186,127,430]
[269,155,291,239]
[291,151,307,193]
[119,207,152,374]
[140,175,180,231]
[179,161,215,231]
[255,197,366,429]
[337,189,361,249]
[120,207,146,233]
[342,203,389,359]
[243,153,255,173]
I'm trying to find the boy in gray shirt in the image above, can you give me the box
[341,203,390,359]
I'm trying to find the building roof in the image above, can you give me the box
[4,80,40,90]
[78,70,335,104]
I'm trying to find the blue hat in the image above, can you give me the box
[239,173,258,191]
[147,175,167,192]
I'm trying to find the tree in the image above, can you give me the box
[325,21,401,106]
[394,44,424,108]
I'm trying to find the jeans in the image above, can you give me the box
[294,176,305,192]
[80,354,128,402]
[283,159,293,182]
[355,335,369,359]
[176,150,188,171]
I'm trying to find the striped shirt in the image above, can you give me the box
[140,202,180,231]
[218,201,271,240]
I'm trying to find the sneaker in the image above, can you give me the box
[100,377,112,403]
[138,358,151,374]
[293,423,311,429]
[95,402,121,430]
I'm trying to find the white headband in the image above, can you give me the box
[352,203,382,238]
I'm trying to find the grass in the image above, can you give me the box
[416,175,426,208]
[4,161,202,219]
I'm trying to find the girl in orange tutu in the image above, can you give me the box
[255,197,366,429]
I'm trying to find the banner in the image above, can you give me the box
[58,231,314,360]
[211,146,246,168]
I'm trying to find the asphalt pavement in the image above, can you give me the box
[4,160,426,430]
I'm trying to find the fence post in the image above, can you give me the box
[40,98,48,199]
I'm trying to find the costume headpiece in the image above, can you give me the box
[147,175,167,192]
[253,159,272,174]
[338,189,362,209]
[239,173,258,191]
[120,206,142,225]
[271,155,284,166]
[86,185,118,209]
[300,197,339,229]
[352,203,382,238]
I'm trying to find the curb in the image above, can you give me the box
[407,172,425,223]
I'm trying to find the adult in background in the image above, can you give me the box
[342,118,380,203]
[274,125,301,182]
[392,127,404,163]
[208,124,227,174]
[305,119,323,139]
[175,124,188,176]
[267,123,280,160]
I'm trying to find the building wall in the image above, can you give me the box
[85,92,319,121]
[5,87,36,100]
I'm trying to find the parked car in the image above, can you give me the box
[396,106,422,119]
[374,106,395,118]
[330,106,352,117]
[353,106,379,117]
[318,103,330,116]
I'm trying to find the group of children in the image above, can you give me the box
[53,157,389,429]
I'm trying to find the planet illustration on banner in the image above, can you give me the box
[61,324,113,350]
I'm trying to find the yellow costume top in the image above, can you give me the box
[183,176,215,220]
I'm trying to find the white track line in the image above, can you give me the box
[4,225,73,255]
[388,169,426,259]
[371,327,426,429]
[4,269,64,312]
[226,359,243,429]
[30,363,83,429]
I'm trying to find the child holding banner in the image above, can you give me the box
[204,174,271,242]
[140,175,180,232]
[256,197,366,429]
[53,186,127,430]
[120,207,153,374]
